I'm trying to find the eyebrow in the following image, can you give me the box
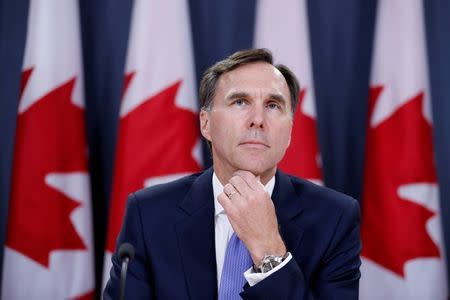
[267,93,287,104]
[226,92,250,100]
[225,91,287,104]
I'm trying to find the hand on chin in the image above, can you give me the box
[217,170,286,265]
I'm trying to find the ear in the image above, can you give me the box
[200,110,212,142]
[286,117,293,148]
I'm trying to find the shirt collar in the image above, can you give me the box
[213,171,276,217]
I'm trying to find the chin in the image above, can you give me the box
[234,159,276,177]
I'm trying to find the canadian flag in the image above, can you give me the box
[2,2,94,299]
[102,0,202,288]
[360,0,447,299]
[254,0,322,184]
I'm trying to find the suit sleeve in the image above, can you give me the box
[240,198,362,300]
[313,198,361,299]
[103,193,154,299]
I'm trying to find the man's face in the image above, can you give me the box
[200,62,293,182]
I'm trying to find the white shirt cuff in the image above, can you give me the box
[243,252,292,287]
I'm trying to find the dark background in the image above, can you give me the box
[1,0,449,297]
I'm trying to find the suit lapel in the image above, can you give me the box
[174,168,305,298]
[175,168,217,299]
[272,170,305,252]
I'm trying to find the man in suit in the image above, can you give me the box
[104,48,361,299]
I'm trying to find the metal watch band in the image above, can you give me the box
[254,252,289,273]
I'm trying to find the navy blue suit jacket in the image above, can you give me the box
[104,168,361,299]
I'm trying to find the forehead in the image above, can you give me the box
[216,62,290,98]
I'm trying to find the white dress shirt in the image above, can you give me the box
[213,172,292,288]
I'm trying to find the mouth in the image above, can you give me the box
[239,140,270,149]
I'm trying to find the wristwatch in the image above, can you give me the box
[254,252,289,273]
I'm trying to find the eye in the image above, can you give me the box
[267,102,281,110]
[233,99,247,106]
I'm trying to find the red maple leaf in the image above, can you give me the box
[70,290,95,300]
[106,73,201,252]
[279,89,322,180]
[6,68,88,267]
[361,85,439,277]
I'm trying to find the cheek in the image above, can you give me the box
[209,124,224,141]
[209,118,231,146]
[273,117,292,134]
[210,113,239,139]
[273,121,293,149]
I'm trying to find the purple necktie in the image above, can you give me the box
[218,233,253,300]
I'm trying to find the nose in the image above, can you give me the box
[248,104,264,129]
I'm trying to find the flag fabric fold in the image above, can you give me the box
[2,2,95,299]
[360,0,447,298]
[103,0,202,289]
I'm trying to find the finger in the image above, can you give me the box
[223,183,240,198]
[229,175,253,196]
[218,192,236,214]
[233,170,260,191]
[254,176,265,189]
[255,176,265,189]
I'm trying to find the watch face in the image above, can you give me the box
[257,254,287,273]
[261,258,281,273]
[262,263,274,273]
